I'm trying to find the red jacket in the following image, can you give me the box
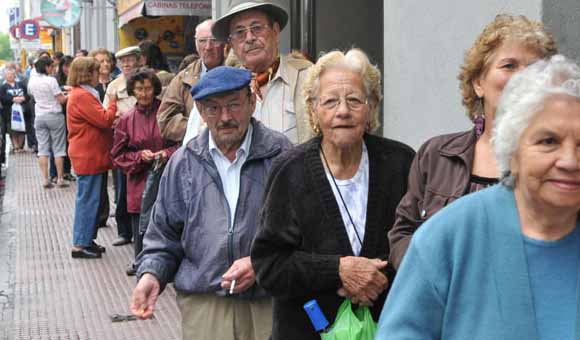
[67,86,117,175]
[111,99,178,213]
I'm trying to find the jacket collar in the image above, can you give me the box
[186,118,282,163]
[438,128,477,157]
[182,59,203,87]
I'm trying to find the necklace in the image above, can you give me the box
[320,145,363,249]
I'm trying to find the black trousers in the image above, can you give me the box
[115,168,132,240]
[130,213,143,259]
[95,172,110,229]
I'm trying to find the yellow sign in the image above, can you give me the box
[119,16,186,54]
[118,0,143,15]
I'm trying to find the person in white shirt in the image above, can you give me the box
[27,56,68,188]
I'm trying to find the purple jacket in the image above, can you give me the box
[111,99,178,213]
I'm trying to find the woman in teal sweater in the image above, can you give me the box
[377,55,580,339]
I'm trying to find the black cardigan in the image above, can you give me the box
[251,134,415,340]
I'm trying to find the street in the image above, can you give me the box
[0,151,181,340]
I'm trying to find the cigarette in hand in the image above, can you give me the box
[229,280,236,294]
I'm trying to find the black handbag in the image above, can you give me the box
[138,158,165,234]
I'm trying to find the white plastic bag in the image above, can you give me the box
[11,103,25,132]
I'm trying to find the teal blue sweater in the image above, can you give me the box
[376,185,580,339]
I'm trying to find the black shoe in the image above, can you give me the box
[88,241,106,253]
[126,266,137,276]
[112,237,131,246]
[71,248,102,259]
[63,174,76,181]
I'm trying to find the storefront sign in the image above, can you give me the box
[41,0,82,28]
[20,39,42,50]
[144,0,211,17]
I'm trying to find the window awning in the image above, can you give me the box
[118,2,145,28]
[118,0,211,28]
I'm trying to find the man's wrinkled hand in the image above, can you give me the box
[221,257,256,294]
[130,273,161,320]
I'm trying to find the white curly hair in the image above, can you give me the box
[492,54,580,186]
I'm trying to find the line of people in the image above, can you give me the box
[8,0,579,339]
[121,2,577,340]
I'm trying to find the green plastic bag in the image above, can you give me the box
[320,300,377,340]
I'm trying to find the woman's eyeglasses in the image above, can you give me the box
[315,95,368,111]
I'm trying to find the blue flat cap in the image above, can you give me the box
[191,66,252,100]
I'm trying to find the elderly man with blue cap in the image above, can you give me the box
[130,66,292,340]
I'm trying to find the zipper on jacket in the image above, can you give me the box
[204,143,282,282]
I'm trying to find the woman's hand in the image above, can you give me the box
[156,150,168,163]
[12,96,25,104]
[338,256,389,306]
[141,149,155,162]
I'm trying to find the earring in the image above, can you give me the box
[474,113,485,138]
[312,123,320,135]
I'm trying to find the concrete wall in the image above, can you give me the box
[79,0,117,52]
[543,0,580,63]
[382,0,542,150]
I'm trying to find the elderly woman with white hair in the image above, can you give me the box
[250,48,415,340]
[376,55,580,339]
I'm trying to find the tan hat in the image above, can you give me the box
[212,0,288,42]
[115,46,140,59]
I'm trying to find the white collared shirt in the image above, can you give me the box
[253,57,298,143]
[182,62,209,146]
[208,122,253,228]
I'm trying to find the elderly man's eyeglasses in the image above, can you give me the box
[229,24,270,42]
[203,97,248,117]
[316,95,368,111]
[196,38,218,47]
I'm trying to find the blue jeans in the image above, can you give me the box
[72,173,104,247]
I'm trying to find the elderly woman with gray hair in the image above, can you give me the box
[250,48,415,340]
[376,55,580,339]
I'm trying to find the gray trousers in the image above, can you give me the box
[34,112,66,157]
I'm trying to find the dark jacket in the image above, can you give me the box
[137,119,292,298]
[388,129,476,269]
[251,134,415,340]
[0,81,29,131]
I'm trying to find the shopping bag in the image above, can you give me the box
[138,158,165,234]
[11,103,25,132]
[320,300,376,340]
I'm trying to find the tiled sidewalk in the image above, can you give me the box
[0,152,181,340]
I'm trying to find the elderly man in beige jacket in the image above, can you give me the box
[180,0,313,145]
[157,19,225,143]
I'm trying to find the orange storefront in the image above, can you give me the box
[117,0,211,70]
